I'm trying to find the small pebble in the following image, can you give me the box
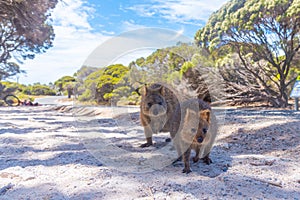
[222,143,230,149]
[222,166,228,172]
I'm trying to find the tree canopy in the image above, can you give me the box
[95,64,129,104]
[54,75,76,97]
[0,0,58,80]
[74,64,130,104]
[195,0,300,107]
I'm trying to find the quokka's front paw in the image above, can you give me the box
[192,156,199,163]
[182,167,192,174]
[202,156,212,165]
[140,142,153,148]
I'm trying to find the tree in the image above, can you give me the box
[0,0,58,80]
[95,64,129,104]
[73,65,99,99]
[129,43,218,103]
[24,84,56,96]
[195,0,300,107]
[77,68,105,102]
[74,65,98,84]
[0,81,23,99]
[128,46,186,85]
[54,76,76,97]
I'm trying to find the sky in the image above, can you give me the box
[15,0,229,84]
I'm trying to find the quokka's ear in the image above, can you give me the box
[147,84,163,94]
[199,109,211,123]
[152,84,163,94]
[158,85,164,95]
[143,84,148,96]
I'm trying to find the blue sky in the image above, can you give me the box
[16,0,229,84]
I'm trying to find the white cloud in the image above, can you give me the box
[18,0,109,84]
[121,20,147,32]
[101,30,115,35]
[51,0,93,30]
[127,0,229,25]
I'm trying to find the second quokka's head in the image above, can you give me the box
[141,84,167,117]
[182,108,211,145]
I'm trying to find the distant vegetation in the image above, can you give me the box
[0,81,56,96]
[74,64,133,105]
[54,76,76,98]
[1,0,300,108]
[0,81,56,106]
[68,43,213,106]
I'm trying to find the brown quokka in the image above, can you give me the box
[140,83,179,147]
[170,98,217,173]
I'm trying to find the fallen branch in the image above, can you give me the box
[250,159,276,166]
[251,177,282,188]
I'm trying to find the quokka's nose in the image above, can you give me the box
[197,137,203,143]
[153,109,159,115]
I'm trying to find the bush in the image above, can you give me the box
[29,84,56,95]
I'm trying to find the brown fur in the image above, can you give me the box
[170,98,217,173]
[140,83,179,147]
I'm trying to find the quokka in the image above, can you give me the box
[139,83,179,147]
[170,98,217,173]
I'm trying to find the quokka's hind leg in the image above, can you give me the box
[193,145,200,163]
[172,137,182,162]
[182,148,192,174]
[171,137,183,164]
[201,153,212,165]
[140,126,153,148]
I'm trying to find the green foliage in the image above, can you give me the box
[24,84,56,96]
[75,66,99,83]
[75,43,212,105]
[0,81,24,97]
[128,44,191,85]
[180,61,194,76]
[0,81,55,106]
[0,0,58,80]
[54,75,76,93]
[135,57,145,66]
[78,89,93,102]
[54,76,76,86]
[195,0,300,54]
[195,0,300,107]
[95,64,129,104]
[76,68,105,101]
[289,68,300,81]
[76,64,130,104]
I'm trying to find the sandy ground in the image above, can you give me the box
[0,105,299,199]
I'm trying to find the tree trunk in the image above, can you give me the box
[278,79,289,108]
[67,88,72,99]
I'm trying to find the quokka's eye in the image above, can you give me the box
[158,102,163,105]
[191,128,197,133]
[203,128,208,134]
[147,103,152,107]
